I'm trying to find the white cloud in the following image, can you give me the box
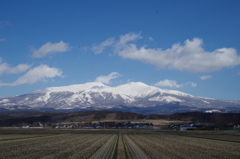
[111,34,240,72]
[92,37,115,54]
[0,38,5,42]
[8,64,31,74]
[95,72,121,84]
[155,79,197,88]
[0,59,31,76]
[118,32,142,45]
[200,75,212,80]
[0,63,8,76]
[155,79,183,88]
[0,65,62,86]
[32,41,70,58]
[149,36,153,41]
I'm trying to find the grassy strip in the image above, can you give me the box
[175,134,240,144]
[122,134,129,159]
[112,133,119,159]
[0,134,59,142]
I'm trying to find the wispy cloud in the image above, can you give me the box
[0,58,31,76]
[94,33,240,73]
[78,46,89,53]
[31,41,70,58]
[188,82,197,87]
[155,79,197,88]
[91,32,142,54]
[92,37,115,54]
[0,21,11,27]
[95,72,121,84]
[0,38,6,42]
[118,32,142,45]
[200,75,212,80]
[0,65,62,86]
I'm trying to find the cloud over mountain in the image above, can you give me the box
[95,72,121,84]
[155,79,197,88]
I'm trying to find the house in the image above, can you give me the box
[151,126,161,130]
[235,125,240,130]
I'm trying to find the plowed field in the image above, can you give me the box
[0,129,239,159]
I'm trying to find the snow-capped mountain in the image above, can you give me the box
[0,82,240,114]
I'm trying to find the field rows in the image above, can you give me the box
[122,134,149,159]
[0,134,111,159]
[90,134,118,159]
[0,131,239,159]
[128,134,240,159]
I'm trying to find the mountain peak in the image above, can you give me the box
[114,82,160,97]
[1,81,240,114]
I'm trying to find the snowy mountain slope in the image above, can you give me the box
[0,82,239,114]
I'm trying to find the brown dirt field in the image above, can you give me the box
[0,134,112,159]
[0,129,239,158]
[129,133,240,159]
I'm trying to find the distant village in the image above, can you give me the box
[22,121,160,130]
[19,121,240,131]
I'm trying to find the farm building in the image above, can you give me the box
[180,127,196,131]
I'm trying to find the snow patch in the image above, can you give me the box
[203,100,210,104]
[149,96,182,102]
[35,92,51,103]
[205,109,221,113]
[0,99,9,103]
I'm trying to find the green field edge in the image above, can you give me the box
[122,134,129,159]
[112,133,119,159]
[0,134,60,142]
[175,134,240,144]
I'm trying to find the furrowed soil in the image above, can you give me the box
[0,128,239,159]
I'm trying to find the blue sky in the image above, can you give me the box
[0,0,240,100]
